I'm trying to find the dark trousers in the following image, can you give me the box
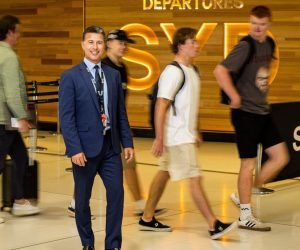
[0,125,28,199]
[73,132,124,249]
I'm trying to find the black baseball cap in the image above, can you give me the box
[107,29,135,44]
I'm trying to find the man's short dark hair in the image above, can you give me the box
[82,26,105,41]
[171,27,197,54]
[250,5,272,20]
[0,15,20,41]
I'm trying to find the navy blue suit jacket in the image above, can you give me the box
[59,61,133,158]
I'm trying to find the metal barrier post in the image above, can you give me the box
[56,102,60,134]
[29,80,47,152]
[26,80,60,152]
[50,83,60,135]
[253,143,274,194]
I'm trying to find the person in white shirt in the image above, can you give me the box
[138,27,236,240]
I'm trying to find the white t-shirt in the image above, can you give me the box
[157,63,200,146]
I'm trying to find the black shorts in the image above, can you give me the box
[231,109,283,159]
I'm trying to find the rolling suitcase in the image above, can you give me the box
[1,129,39,211]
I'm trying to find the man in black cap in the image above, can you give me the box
[103,30,134,100]
[103,29,166,216]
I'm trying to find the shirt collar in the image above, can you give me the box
[0,41,12,49]
[83,58,101,71]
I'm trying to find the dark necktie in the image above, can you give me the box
[94,65,105,115]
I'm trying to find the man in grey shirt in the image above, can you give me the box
[214,6,289,231]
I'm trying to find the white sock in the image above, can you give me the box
[70,198,75,209]
[240,203,252,220]
[135,199,145,211]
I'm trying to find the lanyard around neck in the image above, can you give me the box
[84,64,104,93]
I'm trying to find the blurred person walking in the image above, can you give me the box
[0,15,40,221]
[214,5,289,231]
[139,27,236,240]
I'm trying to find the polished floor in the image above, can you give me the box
[0,131,300,250]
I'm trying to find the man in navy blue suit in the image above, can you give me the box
[59,26,134,250]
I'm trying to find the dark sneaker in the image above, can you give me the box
[67,206,75,217]
[82,246,94,250]
[139,217,172,232]
[68,206,96,220]
[209,220,237,240]
[238,216,271,231]
[135,208,167,217]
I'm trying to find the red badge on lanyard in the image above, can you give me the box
[101,113,107,128]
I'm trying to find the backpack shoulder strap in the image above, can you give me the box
[239,35,276,65]
[192,64,200,77]
[167,61,186,115]
[239,35,256,72]
[168,61,199,94]
[266,36,276,59]
[169,60,185,84]
[169,61,186,96]
[223,35,255,104]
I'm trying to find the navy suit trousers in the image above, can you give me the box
[73,132,124,249]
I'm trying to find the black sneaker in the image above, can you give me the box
[139,217,172,232]
[209,220,237,240]
[135,208,167,217]
[68,206,96,220]
[67,206,75,217]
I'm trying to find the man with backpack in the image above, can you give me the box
[139,27,236,240]
[214,5,289,231]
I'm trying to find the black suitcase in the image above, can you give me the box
[23,160,38,199]
[1,129,39,211]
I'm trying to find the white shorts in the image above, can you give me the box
[159,143,201,181]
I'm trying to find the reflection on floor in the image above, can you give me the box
[0,131,300,250]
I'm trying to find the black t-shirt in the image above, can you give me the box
[102,57,128,100]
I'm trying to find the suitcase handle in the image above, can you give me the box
[28,128,37,166]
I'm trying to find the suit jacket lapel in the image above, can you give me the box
[79,61,101,114]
